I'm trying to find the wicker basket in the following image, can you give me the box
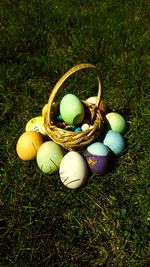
[44,63,103,151]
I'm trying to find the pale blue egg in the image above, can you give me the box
[103,130,125,155]
[87,142,110,156]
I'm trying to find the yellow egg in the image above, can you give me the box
[25,116,47,136]
[16,131,43,161]
[42,103,48,117]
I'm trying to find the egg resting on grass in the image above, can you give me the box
[59,151,88,189]
[105,112,126,134]
[25,116,47,136]
[83,142,110,174]
[16,131,43,160]
[103,130,125,156]
[36,141,64,174]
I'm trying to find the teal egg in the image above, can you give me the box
[60,94,85,125]
[56,114,63,122]
[87,142,110,156]
[36,141,64,174]
[74,127,82,132]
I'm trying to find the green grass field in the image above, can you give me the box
[0,0,150,266]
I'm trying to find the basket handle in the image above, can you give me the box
[46,63,102,124]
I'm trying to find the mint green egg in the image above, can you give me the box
[105,112,126,134]
[60,94,85,125]
[36,141,64,174]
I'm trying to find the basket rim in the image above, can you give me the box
[45,63,102,128]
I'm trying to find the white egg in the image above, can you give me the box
[81,123,90,131]
[86,96,97,104]
[59,151,88,189]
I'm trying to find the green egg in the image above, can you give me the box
[36,141,64,174]
[105,112,126,134]
[60,94,85,125]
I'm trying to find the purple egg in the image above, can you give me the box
[83,151,110,174]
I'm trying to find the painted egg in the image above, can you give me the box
[25,116,47,136]
[105,112,126,134]
[103,130,125,156]
[87,142,110,156]
[86,96,97,104]
[59,151,88,189]
[16,131,43,160]
[81,123,90,131]
[36,141,64,174]
[83,142,110,174]
[74,127,82,132]
[60,94,85,125]
[56,114,63,122]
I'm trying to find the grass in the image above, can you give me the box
[0,0,150,266]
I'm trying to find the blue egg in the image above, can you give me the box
[103,130,125,155]
[56,114,63,122]
[74,127,82,132]
[87,142,110,156]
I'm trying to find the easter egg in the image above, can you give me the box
[103,130,125,156]
[60,94,85,125]
[87,142,110,156]
[81,123,90,131]
[25,116,47,136]
[56,114,63,122]
[83,142,110,174]
[86,96,97,104]
[74,127,82,132]
[59,151,88,189]
[42,103,48,117]
[36,141,64,174]
[105,112,126,134]
[16,131,43,160]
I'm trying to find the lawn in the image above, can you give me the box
[0,0,150,266]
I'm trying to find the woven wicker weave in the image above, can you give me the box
[44,63,103,150]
